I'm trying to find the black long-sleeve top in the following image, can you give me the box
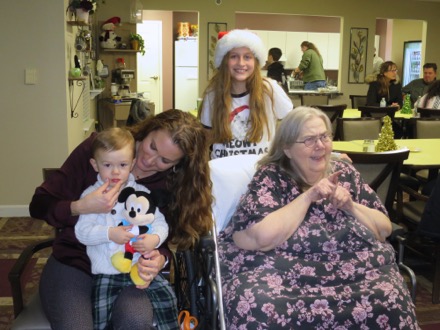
[366,80,403,108]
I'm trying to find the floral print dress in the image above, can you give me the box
[217,161,419,329]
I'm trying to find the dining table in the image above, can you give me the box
[333,138,440,180]
[343,108,414,119]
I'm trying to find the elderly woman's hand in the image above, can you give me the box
[135,249,166,289]
[306,171,341,202]
[330,185,353,212]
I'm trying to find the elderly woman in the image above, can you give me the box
[217,107,419,329]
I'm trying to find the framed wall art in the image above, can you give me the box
[348,27,368,84]
[208,22,227,80]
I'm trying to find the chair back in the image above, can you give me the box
[209,155,260,232]
[313,104,347,140]
[349,95,367,109]
[337,117,382,141]
[417,107,440,118]
[345,149,410,216]
[358,105,398,119]
[414,118,440,138]
[300,94,329,106]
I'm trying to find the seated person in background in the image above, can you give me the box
[415,79,440,109]
[218,106,419,329]
[403,62,437,106]
[418,175,440,239]
[263,47,285,85]
[366,61,402,108]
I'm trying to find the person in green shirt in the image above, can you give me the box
[293,41,326,90]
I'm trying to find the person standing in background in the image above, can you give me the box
[263,47,285,85]
[292,41,326,90]
[402,62,437,106]
[373,47,384,74]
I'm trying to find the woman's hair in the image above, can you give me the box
[128,109,213,249]
[375,61,398,96]
[423,80,440,107]
[258,107,332,189]
[91,127,135,159]
[301,41,321,58]
[199,51,273,144]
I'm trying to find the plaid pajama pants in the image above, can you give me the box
[92,272,178,329]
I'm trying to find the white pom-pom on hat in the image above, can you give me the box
[214,29,266,69]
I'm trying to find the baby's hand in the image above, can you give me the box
[109,225,134,244]
[132,234,160,254]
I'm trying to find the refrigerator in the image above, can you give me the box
[174,39,199,111]
[402,41,422,86]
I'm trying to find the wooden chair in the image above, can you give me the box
[417,107,440,118]
[358,105,399,119]
[349,95,367,109]
[345,149,416,300]
[300,94,329,106]
[313,104,347,140]
[337,117,382,141]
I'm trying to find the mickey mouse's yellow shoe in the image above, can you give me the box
[111,252,132,273]
[130,263,146,286]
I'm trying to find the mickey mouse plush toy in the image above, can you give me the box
[111,186,168,285]
[99,16,122,49]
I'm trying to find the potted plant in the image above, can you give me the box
[67,0,98,22]
[130,33,145,55]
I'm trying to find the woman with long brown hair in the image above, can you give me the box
[366,60,403,108]
[30,109,212,329]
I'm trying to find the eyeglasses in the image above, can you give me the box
[296,133,332,148]
[387,69,398,73]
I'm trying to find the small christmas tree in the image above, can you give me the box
[375,116,398,152]
[401,94,412,114]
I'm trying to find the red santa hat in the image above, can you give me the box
[102,16,121,28]
[214,29,266,69]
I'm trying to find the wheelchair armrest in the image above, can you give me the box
[8,238,54,318]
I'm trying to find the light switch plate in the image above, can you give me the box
[25,68,37,85]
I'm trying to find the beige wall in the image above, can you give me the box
[1,0,440,215]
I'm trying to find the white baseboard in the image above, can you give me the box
[0,205,30,217]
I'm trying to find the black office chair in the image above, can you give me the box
[349,95,367,109]
[395,176,440,303]
[126,98,154,126]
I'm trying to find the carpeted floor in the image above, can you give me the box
[1,217,440,329]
